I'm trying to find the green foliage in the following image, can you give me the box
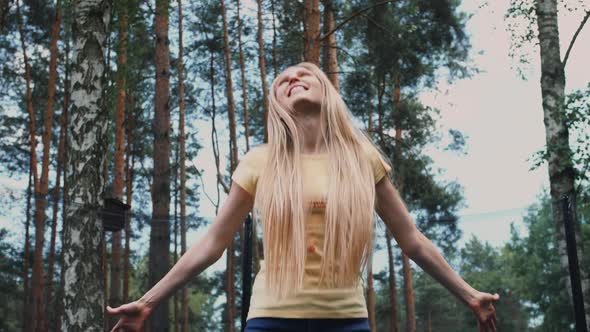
[504,193,576,331]
[460,236,530,331]
[0,228,24,332]
[564,83,590,184]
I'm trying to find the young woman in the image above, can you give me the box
[107,62,499,332]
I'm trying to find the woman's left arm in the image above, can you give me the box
[374,176,499,332]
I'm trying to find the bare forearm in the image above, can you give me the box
[138,235,222,309]
[408,233,476,307]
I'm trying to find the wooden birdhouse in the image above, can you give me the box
[101,197,131,232]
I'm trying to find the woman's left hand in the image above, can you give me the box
[468,291,500,332]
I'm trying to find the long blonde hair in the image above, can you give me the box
[254,62,391,299]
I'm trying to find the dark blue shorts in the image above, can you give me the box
[244,317,371,332]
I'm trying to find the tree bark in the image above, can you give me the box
[256,0,269,143]
[45,2,65,323]
[22,160,33,332]
[236,0,250,152]
[270,0,279,77]
[173,142,179,332]
[366,102,376,332]
[209,50,223,204]
[303,0,321,65]
[390,72,415,332]
[62,0,110,330]
[123,89,134,304]
[401,253,415,332]
[379,73,399,332]
[177,1,189,330]
[16,1,44,329]
[55,25,70,332]
[321,0,338,90]
[221,0,238,330]
[109,0,128,328]
[366,247,377,332]
[34,0,62,327]
[386,230,400,332]
[149,0,172,330]
[535,0,590,328]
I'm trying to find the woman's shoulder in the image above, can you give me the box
[240,143,270,164]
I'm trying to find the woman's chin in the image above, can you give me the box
[291,97,321,113]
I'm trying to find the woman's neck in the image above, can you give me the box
[295,112,326,154]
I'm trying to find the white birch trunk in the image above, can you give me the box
[62,0,111,330]
[535,0,590,328]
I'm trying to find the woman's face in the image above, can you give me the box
[274,66,323,113]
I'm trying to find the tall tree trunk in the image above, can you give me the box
[236,0,259,305]
[123,89,135,304]
[303,0,320,65]
[173,143,180,332]
[34,0,62,328]
[236,0,258,323]
[378,73,399,332]
[535,0,590,327]
[366,246,377,332]
[256,0,269,143]
[45,119,63,329]
[386,231,400,332]
[46,27,66,329]
[221,0,238,330]
[321,0,338,90]
[392,73,416,332]
[102,14,112,324]
[366,103,376,332]
[177,1,189,330]
[149,0,172,330]
[209,49,222,206]
[236,0,250,152]
[62,0,110,329]
[270,0,279,77]
[402,253,415,332]
[109,1,128,329]
[16,1,43,329]
[367,76,382,332]
[102,228,108,332]
[22,161,33,332]
[55,25,70,332]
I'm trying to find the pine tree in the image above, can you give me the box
[149,0,172,330]
[109,1,128,328]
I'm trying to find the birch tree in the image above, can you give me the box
[534,0,590,327]
[62,0,111,330]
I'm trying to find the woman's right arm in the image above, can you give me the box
[107,180,254,331]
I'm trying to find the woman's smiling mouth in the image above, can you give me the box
[288,84,308,97]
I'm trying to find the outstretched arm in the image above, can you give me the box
[374,176,499,332]
[107,181,254,332]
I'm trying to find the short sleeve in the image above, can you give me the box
[231,145,265,196]
[365,143,392,184]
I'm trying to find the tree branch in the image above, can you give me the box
[563,10,590,69]
[217,174,230,195]
[360,12,396,37]
[319,0,397,42]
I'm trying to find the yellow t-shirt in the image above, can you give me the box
[230,142,392,320]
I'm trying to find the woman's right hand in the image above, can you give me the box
[106,300,154,332]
